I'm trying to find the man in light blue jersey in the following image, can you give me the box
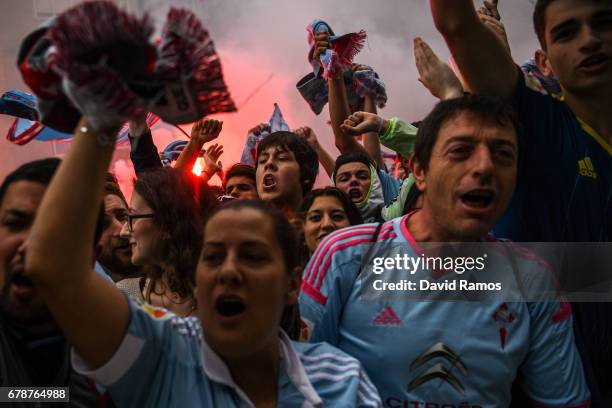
[299,95,590,407]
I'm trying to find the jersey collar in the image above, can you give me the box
[554,94,612,155]
[201,330,323,408]
[576,117,612,155]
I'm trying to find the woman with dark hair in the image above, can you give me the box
[301,187,363,254]
[117,167,217,317]
[25,116,381,406]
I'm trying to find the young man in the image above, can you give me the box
[432,0,612,402]
[0,158,113,406]
[255,131,319,220]
[96,174,141,282]
[339,113,419,222]
[333,152,391,223]
[223,164,258,200]
[299,96,590,407]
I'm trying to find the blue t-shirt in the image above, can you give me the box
[493,70,611,242]
[72,299,381,407]
[377,169,400,205]
[299,216,590,408]
[93,261,115,284]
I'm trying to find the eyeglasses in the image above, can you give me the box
[126,213,155,232]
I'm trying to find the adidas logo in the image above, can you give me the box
[578,157,597,179]
[373,306,402,326]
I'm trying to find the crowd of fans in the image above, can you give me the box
[0,0,610,406]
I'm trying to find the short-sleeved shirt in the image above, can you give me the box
[299,215,590,408]
[72,299,381,407]
[493,69,611,242]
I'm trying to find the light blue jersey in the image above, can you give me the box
[299,214,590,408]
[72,298,381,408]
[93,261,115,284]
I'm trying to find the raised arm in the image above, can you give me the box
[294,126,335,177]
[26,119,129,369]
[128,114,162,175]
[341,111,418,159]
[314,32,370,158]
[430,0,517,98]
[362,94,385,169]
[174,118,223,172]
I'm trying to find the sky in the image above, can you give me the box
[0,0,540,199]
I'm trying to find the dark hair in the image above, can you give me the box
[134,168,217,298]
[256,131,319,196]
[333,152,371,182]
[205,200,300,273]
[301,187,363,226]
[104,172,127,208]
[0,158,105,245]
[533,0,556,48]
[414,95,523,172]
[203,200,301,339]
[223,164,256,189]
[0,158,60,205]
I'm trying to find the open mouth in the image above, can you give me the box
[9,270,35,297]
[348,188,363,201]
[215,295,246,317]
[579,54,608,71]
[460,190,494,209]
[263,174,277,190]
[11,273,34,288]
[115,243,132,251]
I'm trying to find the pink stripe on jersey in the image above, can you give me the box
[315,238,373,290]
[304,226,377,284]
[503,240,553,271]
[399,211,425,255]
[399,211,453,279]
[378,232,397,240]
[379,223,394,234]
[301,281,328,305]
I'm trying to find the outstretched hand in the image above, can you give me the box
[203,143,223,176]
[191,118,223,145]
[413,37,463,100]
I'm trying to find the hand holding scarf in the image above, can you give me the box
[18,0,236,135]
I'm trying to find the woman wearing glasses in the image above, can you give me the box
[25,118,381,407]
[116,168,217,317]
